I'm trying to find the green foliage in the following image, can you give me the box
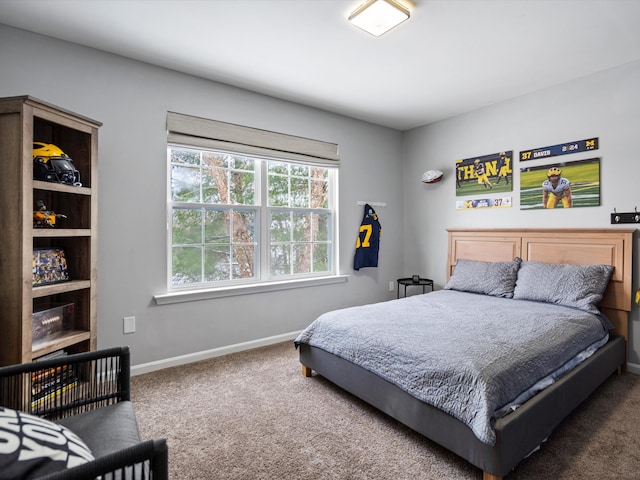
[169,147,332,286]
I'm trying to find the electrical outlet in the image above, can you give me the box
[389,281,394,292]
[123,316,136,334]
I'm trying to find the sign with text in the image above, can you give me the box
[456,197,512,210]
[520,138,598,161]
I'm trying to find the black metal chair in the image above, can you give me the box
[0,346,168,479]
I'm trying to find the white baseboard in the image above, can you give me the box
[131,332,640,377]
[131,331,301,376]
[626,362,640,375]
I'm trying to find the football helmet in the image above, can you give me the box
[547,167,561,177]
[33,142,81,186]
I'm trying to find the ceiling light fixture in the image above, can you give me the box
[348,0,411,37]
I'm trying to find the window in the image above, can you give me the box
[166,112,339,292]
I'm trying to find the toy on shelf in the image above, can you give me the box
[33,142,82,186]
[33,200,67,228]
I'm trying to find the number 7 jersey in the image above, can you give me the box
[353,203,382,270]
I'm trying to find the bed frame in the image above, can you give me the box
[299,228,635,480]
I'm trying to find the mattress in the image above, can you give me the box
[295,290,611,445]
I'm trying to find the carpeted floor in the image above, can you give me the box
[131,341,640,479]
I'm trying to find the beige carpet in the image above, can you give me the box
[131,341,640,479]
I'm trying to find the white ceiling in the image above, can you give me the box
[1,0,640,131]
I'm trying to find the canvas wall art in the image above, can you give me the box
[520,158,600,209]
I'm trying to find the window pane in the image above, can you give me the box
[290,177,309,208]
[204,246,231,282]
[314,213,330,241]
[202,167,223,204]
[310,179,328,208]
[234,211,256,242]
[229,170,255,205]
[270,244,290,276]
[313,244,330,272]
[201,209,257,280]
[231,210,256,279]
[230,156,255,171]
[311,167,327,181]
[290,164,308,177]
[293,244,311,274]
[202,151,227,168]
[172,246,202,285]
[204,210,229,245]
[173,208,202,244]
[268,173,289,206]
[268,161,288,175]
[232,244,255,279]
[171,148,200,166]
[292,213,310,242]
[270,212,291,242]
[268,209,332,278]
[171,165,201,203]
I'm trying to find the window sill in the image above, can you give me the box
[154,274,348,305]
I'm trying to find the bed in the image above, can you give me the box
[296,228,635,480]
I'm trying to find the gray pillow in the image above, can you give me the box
[513,261,614,314]
[444,258,521,298]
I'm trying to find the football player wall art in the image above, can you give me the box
[455,151,513,196]
[519,158,600,210]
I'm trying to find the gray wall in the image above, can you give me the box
[1,24,638,369]
[0,25,405,366]
[403,61,640,366]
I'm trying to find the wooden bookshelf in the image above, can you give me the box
[0,96,101,366]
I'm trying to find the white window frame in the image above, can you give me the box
[155,113,346,305]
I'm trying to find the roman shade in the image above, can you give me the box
[167,112,339,166]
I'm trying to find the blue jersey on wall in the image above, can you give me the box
[353,204,382,270]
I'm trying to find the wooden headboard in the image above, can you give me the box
[447,228,635,341]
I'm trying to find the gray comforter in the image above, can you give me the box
[295,290,611,445]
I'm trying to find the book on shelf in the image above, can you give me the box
[31,361,77,407]
[31,368,76,397]
[34,349,68,362]
[31,364,74,385]
[31,379,78,409]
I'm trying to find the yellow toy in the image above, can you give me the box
[33,200,67,228]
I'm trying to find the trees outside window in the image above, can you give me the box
[169,147,335,289]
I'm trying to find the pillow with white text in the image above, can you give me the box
[0,406,94,479]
